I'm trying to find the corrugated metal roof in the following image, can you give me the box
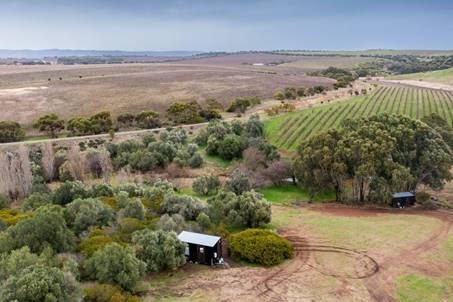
[178,231,220,247]
[393,192,415,198]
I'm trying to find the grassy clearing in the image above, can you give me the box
[396,274,451,302]
[271,206,443,253]
[258,185,334,204]
[265,85,453,151]
[389,68,453,85]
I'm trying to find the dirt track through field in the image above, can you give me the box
[176,207,451,301]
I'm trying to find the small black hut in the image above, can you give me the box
[178,231,222,265]
[391,192,416,208]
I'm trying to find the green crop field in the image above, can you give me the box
[265,85,453,151]
[388,68,453,85]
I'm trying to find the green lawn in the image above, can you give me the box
[396,274,451,302]
[259,185,335,204]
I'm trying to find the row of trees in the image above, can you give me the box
[309,67,356,89]
[274,85,327,101]
[293,114,452,203]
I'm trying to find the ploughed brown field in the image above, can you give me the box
[0,53,356,126]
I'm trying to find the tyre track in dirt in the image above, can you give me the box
[252,229,380,301]
[364,211,452,301]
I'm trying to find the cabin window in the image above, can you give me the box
[214,252,217,258]
[199,247,204,253]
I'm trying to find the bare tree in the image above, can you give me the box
[40,142,55,181]
[66,143,86,181]
[0,146,33,200]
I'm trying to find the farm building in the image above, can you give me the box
[391,192,416,208]
[178,231,223,265]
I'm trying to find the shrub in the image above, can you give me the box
[116,183,143,197]
[217,134,245,160]
[135,111,161,129]
[0,121,25,143]
[0,264,81,302]
[162,194,206,220]
[199,108,222,121]
[3,205,75,253]
[84,283,141,302]
[230,229,293,266]
[273,90,285,101]
[91,184,115,197]
[33,113,65,138]
[117,113,136,129]
[227,98,251,113]
[208,190,271,228]
[52,180,90,205]
[58,161,75,181]
[132,229,186,273]
[156,214,186,233]
[189,153,204,168]
[0,194,10,209]
[21,192,51,211]
[90,111,113,133]
[79,230,113,257]
[84,243,146,290]
[166,101,204,124]
[65,198,115,234]
[196,212,211,230]
[0,209,30,226]
[122,198,145,220]
[192,175,221,196]
[67,117,98,136]
[225,169,251,195]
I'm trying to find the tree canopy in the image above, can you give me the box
[294,114,452,204]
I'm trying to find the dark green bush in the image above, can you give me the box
[0,121,25,143]
[230,229,293,266]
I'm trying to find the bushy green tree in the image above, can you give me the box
[166,101,203,124]
[122,198,145,220]
[52,180,90,205]
[33,113,65,138]
[132,229,186,272]
[65,198,115,234]
[135,111,161,129]
[67,117,98,136]
[294,114,453,203]
[90,111,113,133]
[0,121,25,143]
[208,190,271,228]
[218,134,245,160]
[84,243,146,290]
[0,264,81,302]
[192,175,221,196]
[244,115,264,138]
[162,194,206,220]
[21,192,51,211]
[156,214,186,233]
[225,169,251,195]
[2,205,75,253]
[117,113,136,129]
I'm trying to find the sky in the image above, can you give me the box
[1,0,452,51]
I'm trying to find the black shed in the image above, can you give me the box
[391,192,416,208]
[178,231,222,265]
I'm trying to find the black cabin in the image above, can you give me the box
[391,192,416,208]
[178,231,222,265]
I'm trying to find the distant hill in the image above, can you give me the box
[0,49,203,59]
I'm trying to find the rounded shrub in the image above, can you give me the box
[230,229,293,266]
